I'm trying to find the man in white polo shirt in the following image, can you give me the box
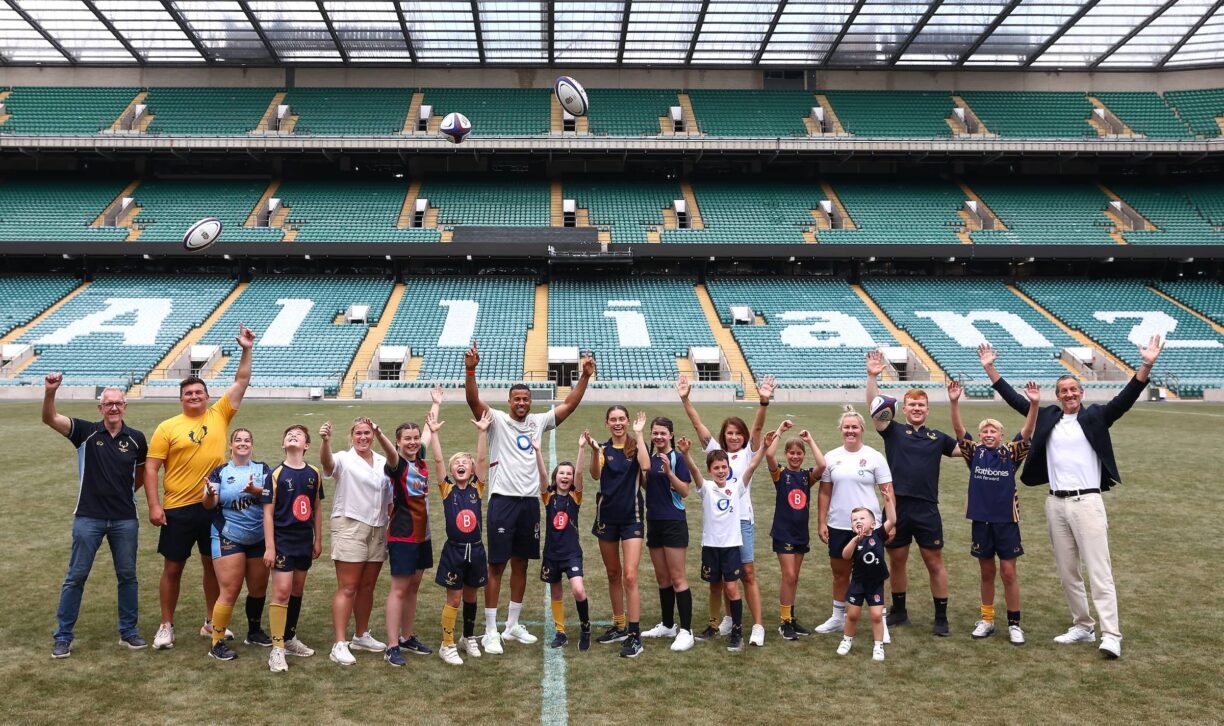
[463,341,596,653]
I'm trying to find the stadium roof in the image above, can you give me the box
[0,1,1220,70]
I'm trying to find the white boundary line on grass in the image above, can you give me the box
[541,412,568,726]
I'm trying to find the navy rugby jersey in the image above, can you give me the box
[959,434,1030,523]
[770,467,819,545]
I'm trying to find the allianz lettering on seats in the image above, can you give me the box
[1093,311,1222,349]
[35,298,173,346]
[914,310,1052,348]
[778,311,876,348]
[438,300,479,347]
[604,301,651,348]
[258,299,315,347]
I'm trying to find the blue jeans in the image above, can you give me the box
[54,516,139,642]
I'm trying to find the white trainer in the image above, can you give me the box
[349,631,386,652]
[153,623,174,650]
[749,624,765,647]
[481,630,504,655]
[872,642,885,662]
[460,636,481,658]
[1008,625,1026,646]
[268,646,288,673]
[815,615,845,634]
[971,621,997,640]
[883,616,891,644]
[836,636,853,655]
[717,616,733,636]
[1053,626,1095,644]
[284,637,315,657]
[439,644,464,665]
[502,623,538,644]
[1099,634,1121,659]
[670,629,695,652]
[200,621,233,639]
[641,623,678,639]
[329,641,356,665]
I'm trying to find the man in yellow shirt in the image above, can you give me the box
[144,324,256,650]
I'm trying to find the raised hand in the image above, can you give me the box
[758,374,776,402]
[763,430,778,449]
[676,374,691,400]
[580,351,596,378]
[319,421,332,442]
[866,349,887,377]
[632,411,647,435]
[777,419,794,434]
[1025,381,1041,403]
[977,343,997,368]
[235,323,256,350]
[1139,334,1164,366]
[578,429,590,448]
[676,436,691,454]
[799,429,814,444]
[426,410,444,432]
[242,474,262,496]
[430,383,444,405]
[464,341,480,370]
[45,372,63,391]
[947,378,963,402]
[657,453,673,475]
[471,410,492,431]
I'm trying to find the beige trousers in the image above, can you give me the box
[1044,493,1120,639]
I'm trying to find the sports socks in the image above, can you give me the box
[780,603,793,624]
[676,588,692,631]
[210,603,233,647]
[628,620,640,637]
[832,600,847,621]
[892,591,907,613]
[612,613,626,631]
[286,594,303,641]
[463,601,477,638]
[981,603,996,625]
[551,600,566,634]
[934,597,949,622]
[506,601,523,630]
[576,597,590,627]
[659,586,676,629]
[729,598,743,627]
[442,604,458,647]
[708,596,722,628]
[269,602,288,648]
[484,607,498,633]
[245,595,265,635]
[1007,610,1021,627]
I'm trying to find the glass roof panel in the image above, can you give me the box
[401,0,478,61]
[896,0,1010,66]
[95,0,204,62]
[759,0,856,64]
[175,1,272,62]
[554,1,622,62]
[249,0,341,61]
[480,1,546,63]
[1031,0,1166,67]
[965,0,1084,66]
[827,0,932,65]
[690,0,778,64]
[20,0,129,62]
[0,4,64,62]
[622,1,701,64]
[1166,3,1223,64]
[322,1,413,60]
[1099,0,1214,66]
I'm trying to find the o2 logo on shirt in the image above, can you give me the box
[717,498,733,512]
[515,434,533,451]
[552,511,569,530]
[292,495,312,522]
[860,550,879,565]
[788,489,808,510]
[455,510,478,534]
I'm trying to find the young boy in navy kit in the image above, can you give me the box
[766,420,826,641]
[535,432,593,650]
[837,506,893,662]
[948,379,1040,646]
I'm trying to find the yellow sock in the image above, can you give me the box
[780,604,793,623]
[210,603,233,647]
[269,603,287,648]
[442,604,458,647]
[981,603,995,624]
[709,597,721,628]
[613,613,626,631]
[550,600,566,634]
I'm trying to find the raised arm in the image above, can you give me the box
[574,431,588,494]
[658,450,689,498]
[676,436,702,492]
[202,468,221,510]
[677,374,713,446]
[464,342,490,419]
[426,411,445,473]
[1022,382,1040,442]
[765,419,792,473]
[749,375,776,450]
[865,350,890,432]
[631,411,651,473]
[1103,335,1164,424]
[948,378,966,440]
[979,343,1028,416]
[587,431,602,481]
[841,530,865,561]
[473,410,492,480]
[421,384,443,448]
[374,421,399,470]
[798,429,826,479]
[41,373,71,436]
[318,421,335,477]
[225,324,256,411]
[554,352,596,425]
[879,482,897,539]
[742,430,776,486]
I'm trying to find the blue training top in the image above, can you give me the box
[644,449,689,522]
[207,460,273,545]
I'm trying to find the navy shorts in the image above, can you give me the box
[159,503,213,561]
[436,541,488,590]
[827,527,857,559]
[540,555,584,584]
[487,494,540,564]
[970,521,1024,560]
[212,527,265,560]
[888,497,944,550]
[389,539,434,577]
[593,518,644,542]
[272,551,313,573]
[700,545,742,584]
[846,578,886,608]
[772,539,810,555]
[646,518,688,549]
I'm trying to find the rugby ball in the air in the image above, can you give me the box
[183,217,223,252]
[554,76,589,117]
[440,112,472,144]
[869,395,898,423]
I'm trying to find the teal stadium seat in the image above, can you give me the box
[660,180,816,245]
[822,91,954,138]
[959,91,1096,138]
[1109,182,1223,245]
[1093,92,1193,139]
[685,90,813,137]
[421,88,550,136]
[282,88,412,136]
[1164,88,1224,138]
[129,179,284,243]
[0,177,130,243]
[970,180,1116,245]
[1155,280,1224,327]
[565,178,677,245]
[143,87,276,135]
[1,87,137,135]
[276,179,440,243]
[585,89,678,136]
[421,178,549,227]
[0,275,78,336]
[818,178,965,245]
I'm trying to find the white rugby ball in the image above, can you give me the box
[554,76,589,117]
[440,112,472,144]
[869,395,898,423]
[183,217,223,252]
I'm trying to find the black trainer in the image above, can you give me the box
[886,609,910,627]
[726,627,744,652]
[550,631,569,649]
[52,641,71,659]
[244,629,272,647]
[932,619,950,637]
[694,625,719,641]
[579,623,591,651]
[208,641,238,661]
[400,635,434,655]
[619,635,643,658]
[597,625,628,644]
[778,620,799,641]
[792,619,812,637]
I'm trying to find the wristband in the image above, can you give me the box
[759,400,770,407]
[466,368,476,375]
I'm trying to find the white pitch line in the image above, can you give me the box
[540,412,568,726]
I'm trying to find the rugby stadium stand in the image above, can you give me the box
[419,88,551,136]
[820,91,954,138]
[281,88,413,136]
[662,180,814,245]
[1091,92,1192,139]
[0,275,79,336]
[422,178,550,227]
[564,179,677,245]
[1163,88,1224,138]
[957,91,1096,138]
[585,89,681,136]
[143,88,276,136]
[277,179,440,243]
[0,178,130,243]
[818,179,964,245]
[0,87,137,135]
[1154,280,1224,327]
[1108,183,1223,245]
[969,180,1116,245]
[129,179,284,243]
[685,90,812,137]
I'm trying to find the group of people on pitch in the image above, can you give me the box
[44,323,1164,668]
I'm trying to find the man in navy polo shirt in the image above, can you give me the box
[867,352,959,636]
[42,372,149,659]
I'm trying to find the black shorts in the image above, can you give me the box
[970,521,1024,560]
[436,541,488,590]
[273,551,314,573]
[540,556,584,584]
[646,519,688,549]
[159,503,213,561]
[700,545,742,584]
[215,532,265,560]
[772,539,810,555]
[827,527,857,559]
[888,497,944,550]
[593,518,644,542]
[487,494,540,564]
[847,578,886,608]
[389,539,434,577]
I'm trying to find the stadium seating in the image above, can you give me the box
[1154,280,1224,327]
[12,275,237,388]
[196,276,394,394]
[421,178,549,227]
[1180,181,1224,227]
[0,87,137,135]
[380,276,535,381]
[0,178,130,242]
[685,90,813,137]
[1109,182,1223,245]
[564,178,677,245]
[0,275,79,336]
[143,88,276,135]
[969,180,1116,245]
[585,89,679,136]
[818,178,964,244]
[548,277,716,381]
[1092,92,1192,139]
[129,179,284,243]
[420,88,550,136]
[661,180,816,244]
[704,277,897,381]
[1163,88,1224,138]
[958,91,1095,138]
[821,91,953,138]
[282,88,412,136]
[861,278,1078,386]
[277,179,440,242]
